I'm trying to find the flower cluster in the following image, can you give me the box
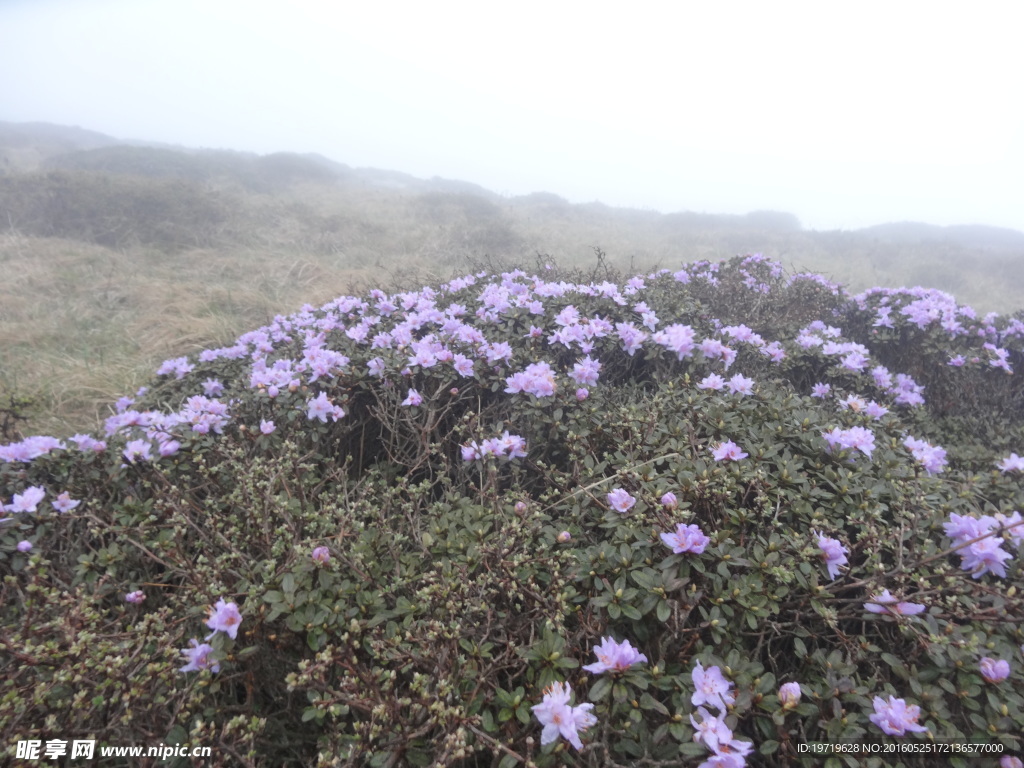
[822,426,875,458]
[532,637,648,750]
[944,511,1023,579]
[531,682,597,751]
[179,599,243,674]
[661,522,710,554]
[690,661,752,767]
[583,636,648,674]
[460,432,527,461]
[903,435,947,474]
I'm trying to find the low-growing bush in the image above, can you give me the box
[2,254,1023,767]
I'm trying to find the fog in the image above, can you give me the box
[2,0,1022,232]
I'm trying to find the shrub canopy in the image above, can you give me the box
[2,254,1023,767]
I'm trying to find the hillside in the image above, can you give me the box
[0,121,1022,442]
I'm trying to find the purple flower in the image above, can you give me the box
[864,589,926,616]
[813,530,848,580]
[311,546,331,565]
[125,590,146,604]
[998,453,1024,473]
[401,388,423,407]
[778,682,801,709]
[122,439,153,464]
[869,696,928,736]
[260,419,276,435]
[711,441,747,462]
[959,536,1013,579]
[6,486,46,513]
[691,661,736,712]
[306,392,336,422]
[531,681,597,751]
[726,374,755,395]
[660,523,710,554]
[811,382,831,398]
[205,599,243,640]
[575,387,589,401]
[661,492,678,509]
[179,639,220,673]
[979,657,1010,684]
[697,373,726,391]
[51,491,81,513]
[583,636,648,674]
[202,378,224,397]
[557,531,572,543]
[1000,757,1024,768]
[822,427,874,458]
[606,488,636,514]
[16,540,32,552]
[903,436,946,474]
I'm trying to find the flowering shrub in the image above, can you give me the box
[2,253,1023,766]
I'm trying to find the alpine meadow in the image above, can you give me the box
[2,123,1024,768]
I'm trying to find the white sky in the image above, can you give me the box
[1,0,1022,232]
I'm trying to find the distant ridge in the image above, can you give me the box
[2,120,1024,248]
[859,221,1024,251]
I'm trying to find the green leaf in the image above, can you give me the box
[656,600,671,623]
[589,676,613,702]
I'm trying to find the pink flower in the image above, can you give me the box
[205,599,243,640]
[711,441,747,462]
[813,530,848,580]
[778,681,801,709]
[690,706,734,752]
[583,636,648,674]
[401,388,423,406]
[311,546,331,565]
[606,488,636,514]
[864,589,926,616]
[869,696,928,736]
[691,661,735,712]
[531,681,597,751]
[660,523,710,554]
[179,639,220,673]
[979,657,1010,683]
[726,374,755,395]
[51,491,81,513]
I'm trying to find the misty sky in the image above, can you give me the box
[2,0,1022,232]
